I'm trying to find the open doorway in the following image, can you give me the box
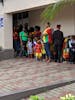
[13,11,29,27]
[13,11,29,56]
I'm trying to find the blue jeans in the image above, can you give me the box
[13,40,20,51]
[44,42,51,58]
[70,49,75,63]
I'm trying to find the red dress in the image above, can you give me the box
[35,43,42,53]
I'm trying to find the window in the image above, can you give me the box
[13,14,17,20]
[23,12,28,18]
[18,13,22,20]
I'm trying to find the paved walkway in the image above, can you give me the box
[26,83,75,100]
[0,58,75,98]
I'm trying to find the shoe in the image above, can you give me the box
[54,59,57,62]
[57,60,61,63]
[69,62,73,64]
[47,59,51,63]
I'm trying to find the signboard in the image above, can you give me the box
[0,17,3,28]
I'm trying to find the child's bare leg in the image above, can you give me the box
[30,54,33,58]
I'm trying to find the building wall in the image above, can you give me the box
[29,4,75,37]
[3,14,13,49]
[4,0,59,13]
[0,3,13,49]
[0,3,4,48]
[0,1,75,50]
[52,4,75,36]
[29,8,43,28]
[74,4,75,33]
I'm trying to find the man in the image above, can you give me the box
[53,25,64,63]
[43,22,52,63]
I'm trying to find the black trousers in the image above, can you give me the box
[22,41,27,56]
[70,49,75,63]
[54,44,62,62]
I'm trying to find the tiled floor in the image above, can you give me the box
[0,58,75,97]
[26,83,75,100]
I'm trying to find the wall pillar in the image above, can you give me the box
[0,13,14,60]
[3,14,13,49]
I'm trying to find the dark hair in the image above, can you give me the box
[24,23,29,32]
[24,23,28,27]
[19,24,23,32]
[29,27,34,32]
[35,26,40,31]
[47,22,51,27]
[57,24,61,28]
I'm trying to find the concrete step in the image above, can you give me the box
[25,83,75,100]
[0,80,75,100]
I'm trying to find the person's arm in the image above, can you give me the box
[69,40,72,48]
[43,32,48,35]
[42,29,48,36]
[24,32,28,37]
[19,32,23,46]
[52,32,55,43]
[61,32,64,42]
[20,37,23,46]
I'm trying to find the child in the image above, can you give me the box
[27,38,33,58]
[34,40,42,61]
[33,38,37,57]
[33,37,37,47]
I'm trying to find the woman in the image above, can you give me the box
[19,25,28,56]
[42,22,52,63]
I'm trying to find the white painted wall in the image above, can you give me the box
[29,4,75,37]
[0,3,13,49]
[74,4,75,33]
[3,14,13,49]
[29,8,43,28]
[0,16,4,49]
[4,0,59,13]
[52,4,75,36]
[0,3,4,49]
[0,3,3,14]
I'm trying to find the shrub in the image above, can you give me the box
[29,95,44,100]
[60,94,75,100]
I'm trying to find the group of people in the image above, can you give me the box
[13,22,75,63]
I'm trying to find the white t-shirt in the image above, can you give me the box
[27,41,33,54]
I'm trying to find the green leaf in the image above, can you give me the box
[41,0,75,22]
[29,95,39,100]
